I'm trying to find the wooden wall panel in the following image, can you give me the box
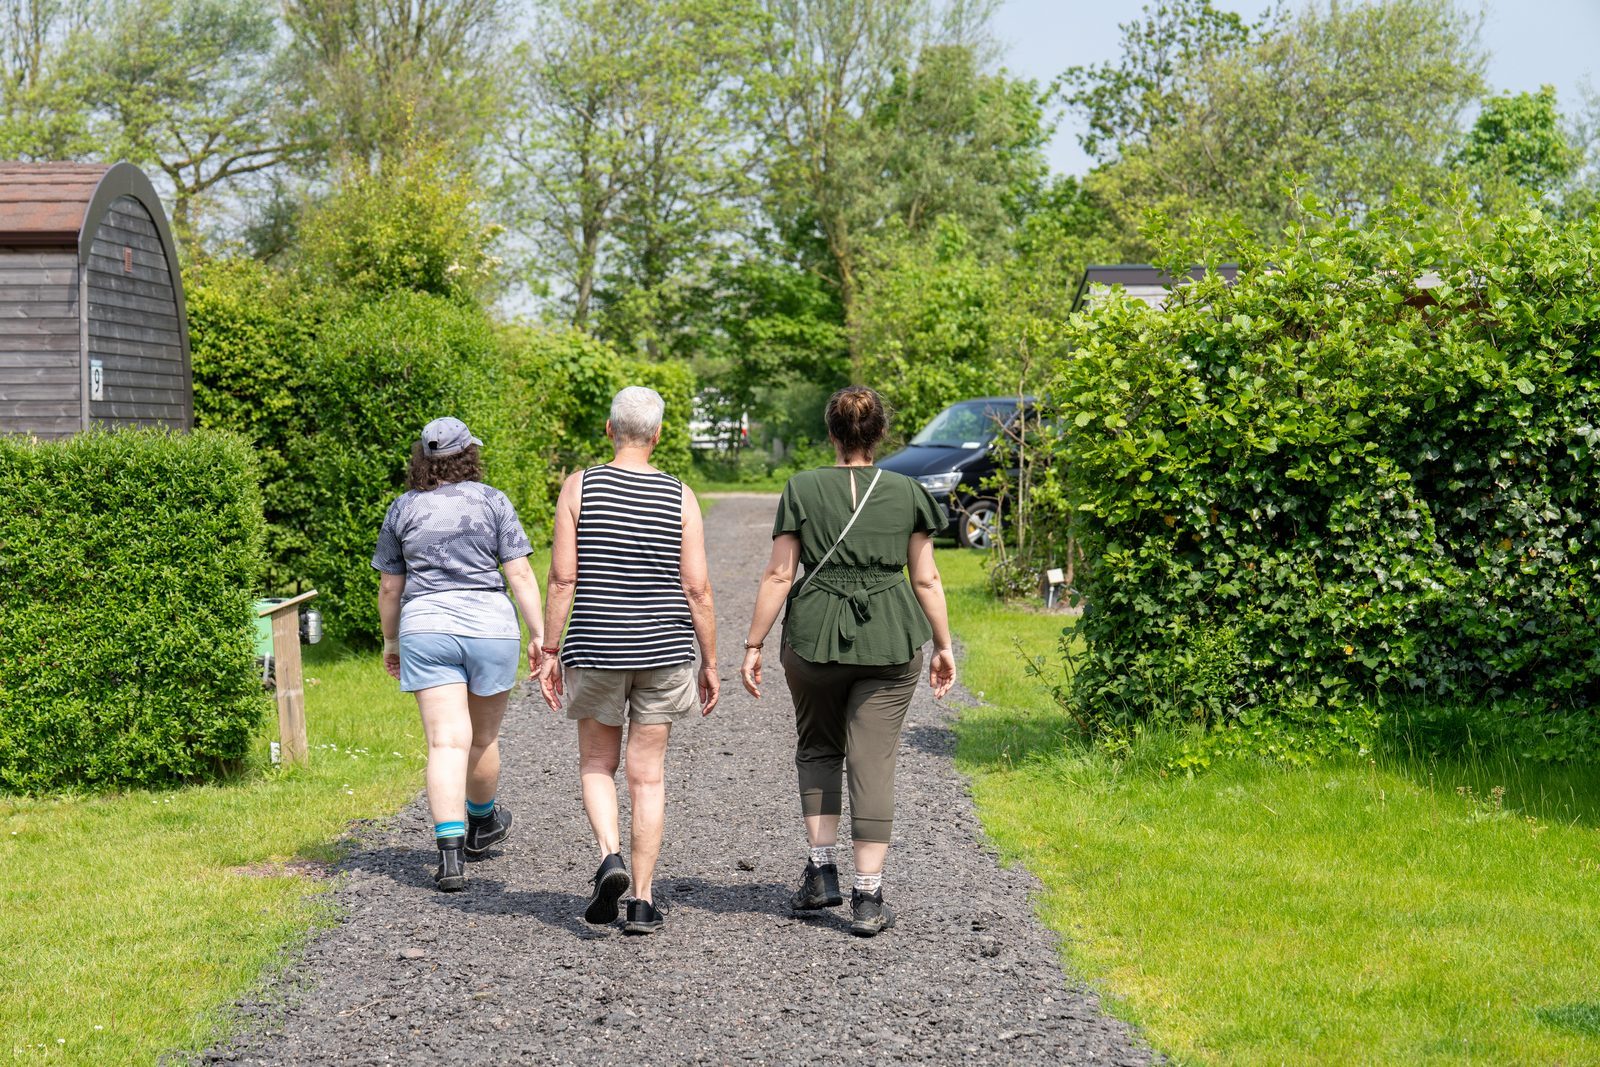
[0,248,81,437]
[86,196,188,430]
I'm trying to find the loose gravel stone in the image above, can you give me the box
[200,495,1155,1066]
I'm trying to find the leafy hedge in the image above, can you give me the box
[0,432,269,793]
[291,292,568,645]
[1051,199,1600,760]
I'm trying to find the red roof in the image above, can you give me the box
[0,162,113,245]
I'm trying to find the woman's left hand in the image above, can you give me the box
[383,652,401,681]
[929,646,956,699]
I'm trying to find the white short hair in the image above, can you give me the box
[609,386,665,445]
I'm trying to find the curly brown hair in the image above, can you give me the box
[408,442,484,491]
[825,386,889,458]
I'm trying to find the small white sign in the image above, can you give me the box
[1046,568,1065,585]
[89,359,104,402]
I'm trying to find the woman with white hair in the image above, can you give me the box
[539,386,721,934]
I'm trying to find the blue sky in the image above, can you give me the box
[993,0,1600,176]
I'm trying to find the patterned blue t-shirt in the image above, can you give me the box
[371,480,534,639]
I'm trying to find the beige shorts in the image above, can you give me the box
[563,662,696,727]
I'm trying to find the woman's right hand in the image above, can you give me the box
[929,646,956,699]
[740,646,763,698]
[538,655,564,711]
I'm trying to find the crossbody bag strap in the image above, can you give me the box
[793,468,883,598]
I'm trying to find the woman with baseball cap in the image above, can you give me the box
[372,417,545,891]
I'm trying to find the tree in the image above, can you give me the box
[1458,85,1578,208]
[1069,0,1486,254]
[509,0,762,344]
[753,0,1053,375]
[282,0,515,169]
[297,141,502,304]
[0,0,96,159]
[876,41,1049,241]
[751,0,934,373]
[77,0,309,245]
[1058,0,1256,165]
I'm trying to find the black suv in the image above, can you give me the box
[877,397,1035,549]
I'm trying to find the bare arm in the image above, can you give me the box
[740,533,800,698]
[908,532,956,698]
[680,485,720,715]
[538,472,582,710]
[503,556,545,677]
[378,571,405,680]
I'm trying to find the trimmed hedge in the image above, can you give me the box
[1050,199,1600,761]
[0,432,269,793]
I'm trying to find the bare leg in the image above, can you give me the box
[804,814,841,848]
[853,841,889,876]
[577,718,623,858]
[416,684,472,829]
[465,689,509,806]
[624,723,672,902]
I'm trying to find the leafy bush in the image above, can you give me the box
[293,292,545,646]
[297,142,501,304]
[187,257,324,585]
[0,432,269,793]
[1050,196,1600,760]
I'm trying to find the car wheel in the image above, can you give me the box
[958,499,1001,550]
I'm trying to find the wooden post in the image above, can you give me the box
[258,590,318,767]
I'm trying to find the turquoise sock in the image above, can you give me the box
[434,820,466,842]
[466,798,495,819]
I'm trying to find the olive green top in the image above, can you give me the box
[773,466,945,665]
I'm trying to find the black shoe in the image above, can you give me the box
[464,805,513,857]
[789,860,843,910]
[585,853,630,925]
[849,888,895,937]
[623,897,664,935]
[433,839,466,892]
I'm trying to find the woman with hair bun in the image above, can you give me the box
[739,386,957,937]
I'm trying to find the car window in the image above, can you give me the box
[911,401,1023,447]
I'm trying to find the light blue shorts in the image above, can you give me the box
[399,634,520,696]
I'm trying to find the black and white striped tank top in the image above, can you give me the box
[561,465,696,670]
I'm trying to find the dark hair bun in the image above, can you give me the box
[825,387,889,457]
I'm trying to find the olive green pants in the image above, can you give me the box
[781,643,924,845]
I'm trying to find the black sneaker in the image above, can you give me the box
[623,898,664,935]
[849,888,895,937]
[433,839,466,892]
[789,860,843,910]
[585,853,631,925]
[464,805,513,857]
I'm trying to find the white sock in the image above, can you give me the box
[854,872,883,895]
[809,844,837,867]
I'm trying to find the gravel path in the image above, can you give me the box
[203,495,1152,1066]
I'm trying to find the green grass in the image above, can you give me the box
[938,548,1600,1066]
[0,641,433,1065]
[688,475,789,495]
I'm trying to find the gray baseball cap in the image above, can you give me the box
[419,417,483,458]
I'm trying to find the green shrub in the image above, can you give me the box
[0,431,269,793]
[294,292,529,646]
[296,142,501,304]
[1050,196,1600,760]
[187,257,324,585]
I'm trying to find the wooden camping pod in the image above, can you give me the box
[0,161,192,438]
